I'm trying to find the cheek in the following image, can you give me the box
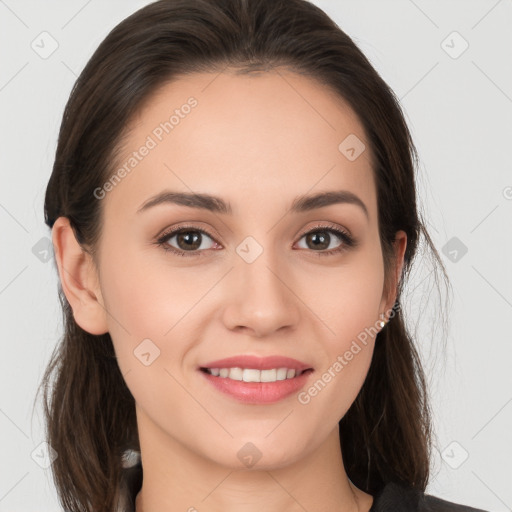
[98,247,203,419]
[99,240,201,341]
[297,245,384,406]
[98,242,227,407]
[306,243,385,345]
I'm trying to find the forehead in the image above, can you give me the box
[104,69,376,222]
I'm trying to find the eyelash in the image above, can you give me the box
[155,223,357,258]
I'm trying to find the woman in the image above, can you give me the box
[37,0,488,510]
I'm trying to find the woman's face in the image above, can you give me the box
[89,69,405,468]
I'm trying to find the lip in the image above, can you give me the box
[198,355,314,404]
[200,355,312,373]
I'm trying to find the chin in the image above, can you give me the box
[202,436,309,471]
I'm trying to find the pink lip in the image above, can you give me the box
[198,355,314,404]
[200,355,312,373]
[200,370,313,404]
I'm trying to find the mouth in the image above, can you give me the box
[198,355,314,404]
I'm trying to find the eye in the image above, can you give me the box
[295,223,356,256]
[156,225,219,257]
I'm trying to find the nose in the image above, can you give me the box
[221,250,301,338]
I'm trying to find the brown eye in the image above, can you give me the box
[295,225,356,256]
[157,226,218,257]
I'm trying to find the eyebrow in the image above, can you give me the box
[137,189,369,219]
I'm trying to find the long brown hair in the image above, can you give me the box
[36,0,449,510]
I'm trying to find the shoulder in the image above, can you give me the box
[370,481,489,512]
[420,493,489,512]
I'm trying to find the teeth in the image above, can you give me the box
[276,368,288,380]
[260,369,276,382]
[206,367,301,382]
[229,367,243,380]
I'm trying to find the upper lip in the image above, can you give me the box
[200,355,313,373]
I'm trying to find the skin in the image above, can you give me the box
[52,68,407,512]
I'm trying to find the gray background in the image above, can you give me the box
[1,0,511,510]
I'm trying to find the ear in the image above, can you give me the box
[51,216,109,335]
[379,229,407,320]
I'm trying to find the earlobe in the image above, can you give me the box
[51,217,109,335]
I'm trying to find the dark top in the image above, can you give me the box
[116,450,489,512]
[368,481,489,511]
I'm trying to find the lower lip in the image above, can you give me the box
[199,369,313,404]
